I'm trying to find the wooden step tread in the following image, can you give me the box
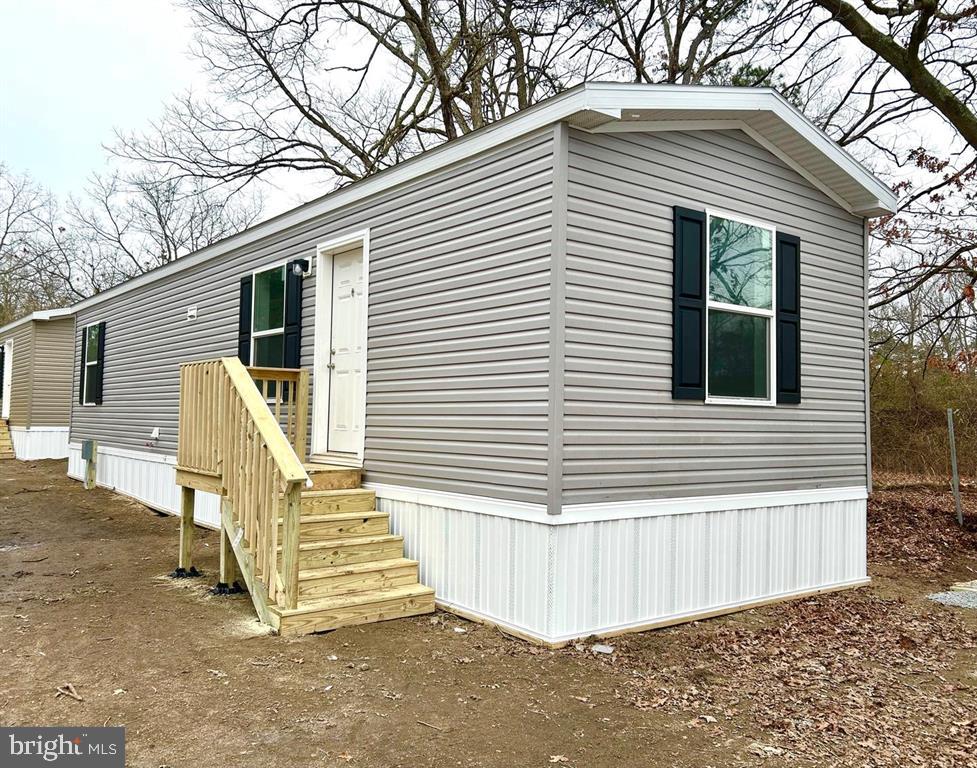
[300,488,373,498]
[278,511,387,525]
[294,534,402,552]
[273,583,434,618]
[298,557,418,581]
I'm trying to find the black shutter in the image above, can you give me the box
[78,327,88,405]
[238,275,253,364]
[776,233,801,404]
[672,206,707,400]
[283,261,303,369]
[0,345,5,402]
[91,322,106,405]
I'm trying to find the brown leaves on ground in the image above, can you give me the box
[868,487,977,571]
[613,593,977,767]
[595,484,977,767]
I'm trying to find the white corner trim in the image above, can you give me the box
[367,481,868,525]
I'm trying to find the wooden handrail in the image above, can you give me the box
[177,357,311,610]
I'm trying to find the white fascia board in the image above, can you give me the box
[0,307,73,337]
[582,82,897,214]
[65,82,894,315]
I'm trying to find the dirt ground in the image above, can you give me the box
[2,461,977,767]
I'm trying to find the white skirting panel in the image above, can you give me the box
[381,498,552,640]
[10,426,70,460]
[379,492,867,645]
[67,442,220,529]
[547,499,867,643]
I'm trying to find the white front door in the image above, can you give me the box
[1,340,12,420]
[328,247,365,453]
[315,243,366,456]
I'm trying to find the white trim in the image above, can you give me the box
[1,338,12,420]
[311,228,370,462]
[66,442,219,528]
[68,441,178,464]
[704,208,777,406]
[366,482,547,521]
[0,307,74,337]
[367,480,868,525]
[578,84,895,213]
[81,324,100,407]
[249,261,288,365]
[559,485,868,523]
[61,85,895,318]
[588,119,858,214]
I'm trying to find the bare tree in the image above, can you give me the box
[0,165,70,325]
[0,164,263,311]
[116,0,596,187]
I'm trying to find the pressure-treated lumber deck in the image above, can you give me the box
[174,359,433,638]
[0,420,14,460]
[270,463,434,635]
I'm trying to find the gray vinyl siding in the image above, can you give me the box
[562,127,868,504]
[1,323,33,427]
[30,318,75,427]
[70,128,555,505]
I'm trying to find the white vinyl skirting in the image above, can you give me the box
[382,493,867,644]
[66,442,867,643]
[67,442,220,528]
[11,426,70,460]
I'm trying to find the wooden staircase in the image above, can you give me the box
[268,464,434,636]
[0,419,14,459]
[174,358,433,637]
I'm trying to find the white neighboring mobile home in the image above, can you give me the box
[0,309,76,460]
[63,83,896,644]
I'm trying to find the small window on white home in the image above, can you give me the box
[79,322,106,406]
[706,213,775,403]
[251,265,286,367]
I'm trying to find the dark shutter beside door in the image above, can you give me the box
[776,232,801,404]
[283,261,304,369]
[238,275,253,364]
[672,206,707,401]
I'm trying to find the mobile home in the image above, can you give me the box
[0,309,75,460]
[64,83,896,643]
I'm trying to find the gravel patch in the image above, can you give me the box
[928,589,977,609]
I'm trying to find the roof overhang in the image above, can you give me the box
[70,82,895,314]
[0,307,74,337]
[566,83,897,218]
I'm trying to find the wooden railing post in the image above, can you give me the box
[294,369,310,462]
[281,483,302,610]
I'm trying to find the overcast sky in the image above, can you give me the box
[0,0,208,199]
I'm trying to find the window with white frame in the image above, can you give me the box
[82,324,102,405]
[251,265,286,367]
[706,212,776,403]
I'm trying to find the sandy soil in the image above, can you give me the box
[1,460,976,767]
